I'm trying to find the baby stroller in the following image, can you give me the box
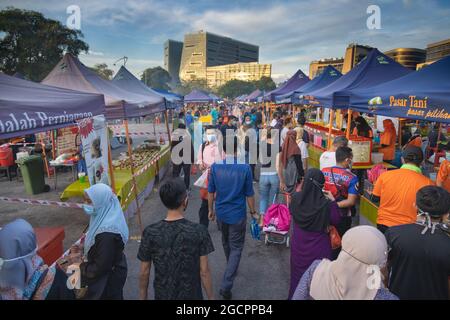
[263,194,291,247]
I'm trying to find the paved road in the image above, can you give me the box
[123,166,291,300]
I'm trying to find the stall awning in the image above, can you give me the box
[275,65,342,104]
[184,90,214,103]
[0,73,105,139]
[112,66,166,114]
[42,54,164,120]
[305,49,411,109]
[348,55,450,124]
[265,69,310,102]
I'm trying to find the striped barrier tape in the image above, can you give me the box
[0,197,84,209]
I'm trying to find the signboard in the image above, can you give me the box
[78,115,110,186]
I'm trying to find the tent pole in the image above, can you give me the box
[51,130,56,160]
[346,109,353,139]
[107,142,117,194]
[164,109,172,142]
[328,109,335,150]
[398,120,403,147]
[124,119,143,234]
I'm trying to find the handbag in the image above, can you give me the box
[329,225,341,249]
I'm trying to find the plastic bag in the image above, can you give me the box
[194,169,209,188]
[250,218,260,240]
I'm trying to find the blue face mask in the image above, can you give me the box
[83,204,96,216]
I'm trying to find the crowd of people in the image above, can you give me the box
[1,103,449,301]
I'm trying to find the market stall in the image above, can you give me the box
[0,72,106,262]
[42,54,173,225]
[347,55,450,226]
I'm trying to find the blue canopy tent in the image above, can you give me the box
[208,93,220,102]
[0,73,105,139]
[264,69,310,102]
[275,65,342,104]
[348,56,450,124]
[305,49,412,109]
[152,88,184,109]
[184,90,214,103]
[112,66,166,113]
[245,89,263,102]
[42,54,162,120]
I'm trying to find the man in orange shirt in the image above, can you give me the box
[372,146,434,234]
[437,159,450,193]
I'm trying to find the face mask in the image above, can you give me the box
[83,204,96,216]
[0,248,37,271]
[348,160,353,169]
[245,121,252,125]
[206,134,216,143]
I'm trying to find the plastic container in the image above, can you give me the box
[0,145,14,167]
[371,152,384,164]
[35,227,65,266]
[16,155,46,195]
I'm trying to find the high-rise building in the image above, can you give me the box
[179,31,259,82]
[384,48,426,70]
[164,40,183,82]
[206,62,271,88]
[309,57,344,79]
[426,38,450,62]
[342,43,373,74]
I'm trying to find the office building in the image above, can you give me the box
[179,31,259,82]
[206,62,272,88]
[309,57,344,79]
[164,40,183,82]
[342,43,373,74]
[426,38,450,62]
[384,48,426,70]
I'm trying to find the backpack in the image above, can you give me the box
[283,157,299,194]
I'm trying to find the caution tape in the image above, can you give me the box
[112,131,169,137]
[0,197,84,209]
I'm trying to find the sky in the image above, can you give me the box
[1,0,450,83]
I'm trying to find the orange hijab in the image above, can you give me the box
[281,130,301,168]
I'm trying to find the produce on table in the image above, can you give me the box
[112,143,161,170]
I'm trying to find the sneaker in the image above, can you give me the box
[219,289,232,300]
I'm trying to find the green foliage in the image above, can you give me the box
[141,66,171,91]
[0,7,89,81]
[173,79,209,96]
[254,76,276,91]
[90,63,114,80]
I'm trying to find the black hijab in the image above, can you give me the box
[289,168,331,232]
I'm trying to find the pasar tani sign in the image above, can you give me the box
[389,95,450,121]
[0,111,94,135]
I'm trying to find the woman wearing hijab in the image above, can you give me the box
[0,219,75,300]
[292,225,398,300]
[378,119,397,162]
[352,116,373,139]
[278,130,304,195]
[73,183,129,300]
[288,169,341,299]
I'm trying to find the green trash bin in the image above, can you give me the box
[16,155,46,195]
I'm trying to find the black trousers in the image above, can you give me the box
[377,224,390,234]
[331,216,352,260]
[172,163,191,189]
[199,198,209,228]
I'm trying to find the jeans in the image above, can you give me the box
[259,174,280,215]
[199,199,209,228]
[172,163,191,189]
[377,224,389,234]
[218,217,247,292]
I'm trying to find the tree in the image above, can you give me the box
[217,80,256,99]
[173,79,209,96]
[90,63,114,80]
[141,66,171,91]
[253,76,276,91]
[0,7,89,81]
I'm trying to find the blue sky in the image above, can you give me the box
[1,0,450,83]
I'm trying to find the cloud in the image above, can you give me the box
[82,50,104,56]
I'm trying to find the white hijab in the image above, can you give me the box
[310,226,388,300]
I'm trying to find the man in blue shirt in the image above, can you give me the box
[208,136,258,300]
